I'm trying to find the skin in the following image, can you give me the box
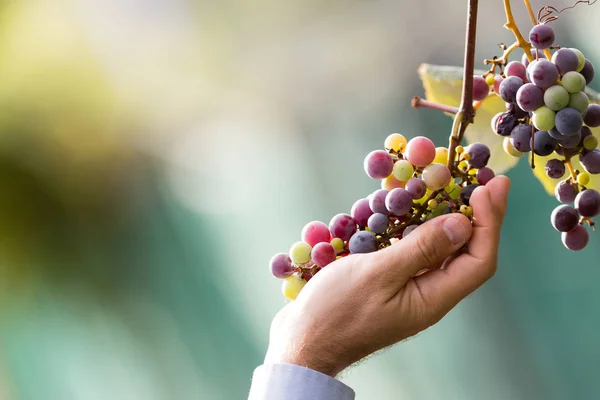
[265,176,511,377]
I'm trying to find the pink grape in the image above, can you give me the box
[476,167,495,185]
[505,61,527,81]
[472,76,489,101]
[329,213,357,241]
[405,178,427,199]
[385,188,413,216]
[493,75,503,94]
[404,136,436,167]
[351,198,374,227]
[269,253,294,278]
[364,150,394,180]
[311,242,337,267]
[422,164,451,190]
[369,189,390,215]
[301,221,331,247]
[562,225,589,251]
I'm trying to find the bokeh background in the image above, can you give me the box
[0,0,598,399]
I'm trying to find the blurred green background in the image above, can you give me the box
[0,0,598,399]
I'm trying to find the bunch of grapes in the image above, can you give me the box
[483,22,599,250]
[270,134,494,300]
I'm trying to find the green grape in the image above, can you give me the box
[392,160,415,182]
[433,147,449,164]
[289,241,312,265]
[583,135,598,150]
[532,106,556,131]
[561,71,586,94]
[330,237,345,254]
[544,85,570,111]
[282,275,306,300]
[568,91,590,114]
[570,48,585,72]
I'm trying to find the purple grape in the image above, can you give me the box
[555,180,579,203]
[348,231,378,254]
[532,130,557,156]
[369,189,390,215]
[385,188,413,216]
[548,127,564,140]
[529,24,555,49]
[583,104,600,127]
[557,129,582,149]
[350,198,374,227]
[522,49,546,67]
[466,143,491,168]
[405,178,427,200]
[580,126,592,140]
[492,112,518,136]
[402,225,419,238]
[506,102,529,119]
[551,205,580,232]
[329,213,357,241]
[551,48,579,75]
[555,108,583,136]
[516,83,545,112]
[581,59,595,85]
[505,61,527,81]
[510,124,532,152]
[476,167,495,185]
[562,225,589,251]
[367,213,390,234]
[581,149,600,174]
[499,76,524,103]
[460,184,480,206]
[575,189,600,217]
[545,159,566,179]
[364,150,394,180]
[312,242,336,267]
[528,59,559,89]
[472,76,489,101]
[270,253,294,278]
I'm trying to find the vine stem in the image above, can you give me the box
[447,0,479,171]
[503,0,534,62]
[412,96,459,114]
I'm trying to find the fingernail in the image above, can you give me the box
[443,216,469,246]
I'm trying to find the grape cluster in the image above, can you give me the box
[484,23,598,251]
[270,134,494,300]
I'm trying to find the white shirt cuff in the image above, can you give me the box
[248,363,355,400]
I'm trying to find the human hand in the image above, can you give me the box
[264,176,510,377]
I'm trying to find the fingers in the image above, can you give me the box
[411,176,511,317]
[366,213,473,293]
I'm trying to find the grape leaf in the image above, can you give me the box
[418,63,600,194]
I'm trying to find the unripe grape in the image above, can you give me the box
[282,275,306,300]
[583,135,598,150]
[422,163,451,190]
[544,85,570,111]
[532,106,556,131]
[381,174,405,190]
[427,199,438,209]
[445,180,461,200]
[433,147,449,164]
[485,74,495,86]
[561,71,586,94]
[392,160,415,182]
[385,133,407,152]
[330,237,345,254]
[570,48,585,72]
[404,136,436,167]
[577,172,590,186]
[568,91,589,114]
[289,241,312,265]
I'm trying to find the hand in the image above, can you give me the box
[264,176,511,377]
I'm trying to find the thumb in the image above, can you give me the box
[368,213,473,292]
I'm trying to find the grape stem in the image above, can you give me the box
[565,158,578,182]
[411,96,459,114]
[483,41,519,66]
[503,0,534,62]
[446,0,478,172]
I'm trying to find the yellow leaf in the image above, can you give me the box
[418,63,600,195]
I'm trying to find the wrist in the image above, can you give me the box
[264,342,346,378]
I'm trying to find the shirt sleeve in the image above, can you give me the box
[248,363,355,400]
